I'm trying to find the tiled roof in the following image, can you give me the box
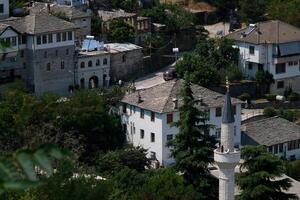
[29,2,91,20]
[98,10,136,22]
[121,79,242,113]
[0,13,76,34]
[226,20,300,44]
[242,116,300,146]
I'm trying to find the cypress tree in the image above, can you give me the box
[236,145,297,200]
[168,72,217,199]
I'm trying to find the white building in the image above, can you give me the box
[226,20,300,94]
[0,0,9,19]
[76,48,110,89]
[242,116,300,160]
[120,79,242,166]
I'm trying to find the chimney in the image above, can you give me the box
[172,98,178,109]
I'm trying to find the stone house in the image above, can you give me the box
[226,20,300,94]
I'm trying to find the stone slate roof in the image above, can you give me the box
[98,10,136,22]
[29,2,91,20]
[0,13,76,34]
[0,24,10,35]
[226,20,300,44]
[242,116,300,146]
[121,79,242,113]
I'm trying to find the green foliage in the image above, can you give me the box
[91,16,102,36]
[175,38,240,87]
[111,0,139,12]
[108,19,135,43]
[287,92,299,102]
[265,93,277,101]
[267,0,300,27]
[213,0,239,20]
[236,145,297,200]
[139,3,194,32]
[277,109,297,122]
[239,0,267,23]
[238,92,251,102]
[96,146,151,176]
[263,106,277,117]
[0,145,67,196]
[255,70,274,95]
[168,73,217,199]
[286,160,300,181]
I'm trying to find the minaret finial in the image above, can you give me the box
[226,76,230,92]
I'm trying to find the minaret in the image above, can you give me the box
[214,78,240,200]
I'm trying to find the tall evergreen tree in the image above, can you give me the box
[168,72,217,199]
[236,145,297,200]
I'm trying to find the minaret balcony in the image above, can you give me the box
[214,149,240,164]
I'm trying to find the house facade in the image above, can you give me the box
[0,0,9,19]
[226,20,300,94]
[0,13,77,96]
[242,116,300,160]
[120,80,242,166]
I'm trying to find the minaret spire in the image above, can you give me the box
[214,78,240,200]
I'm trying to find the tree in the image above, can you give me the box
[255,70,274,96]
[267,0,300,27]
[239,0,267,23]
[111,0,139,12]
[168,72,217,199]
[108,19,135,43]
[213,0,239,20]
[139,3,194,32]
[236,145,297,200]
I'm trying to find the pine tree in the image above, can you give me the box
[168,72,217,199]
[236,145,297,200]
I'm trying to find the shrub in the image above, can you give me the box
[287,92,299,102]
[263,106,277,117]
[265,93,277,101]
[286,160,300,181]
[238,92,251,102]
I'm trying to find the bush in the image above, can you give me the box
[287,92,299,102]
[286,160,300,181]
[265,93,277,101]
[263,106,277,117]
[238,92,251,102]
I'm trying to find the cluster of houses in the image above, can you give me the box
[1,0,300,169]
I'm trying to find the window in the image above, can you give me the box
[55,50,58,56]
[167,113,173,124]
[277,81,284,89]
[274,144,278,154]
[68,31,73,40]
[46,63,51,71]
[248,63,253,70]
[65,49,69,55]
[88,60,92,67]
[0,4,4,13]
[122,103,127,113]
[216,128,221,139]
[20,50,24,58]
[216,107,222,117]
[288,61,294,66]
[103,58,108,65]
[96,59,100,66]
[42,35,47,44]
[275,63,286,74]
[151,112,155,122]
[11,37,17,46]
[37,36,41,45]
[80,62,85,68]
[140,109,144,118]
[56,33,61,42]
[294,61,298,66]
[44,51,47,58]
[258,64,264,71]
[233,105,236,115]
[167,134,173,141]
[122,54,126,62]
[249,46,255,54]
[48,34,53,43]
[151,133,155,142]
[150,151,156,160]
[234,126,236,136]
[21,35,26,44]
[61,61,65,69]
[268,146,273,153]
[140,129,144,139]
[62,32,67,41]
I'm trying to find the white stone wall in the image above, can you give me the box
[0,0,9,19]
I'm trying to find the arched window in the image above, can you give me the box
[88,60,93,67]
[80,78,85,89]
[96,59,100,66]
[80,62,85,68]
[103,58,108,65]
